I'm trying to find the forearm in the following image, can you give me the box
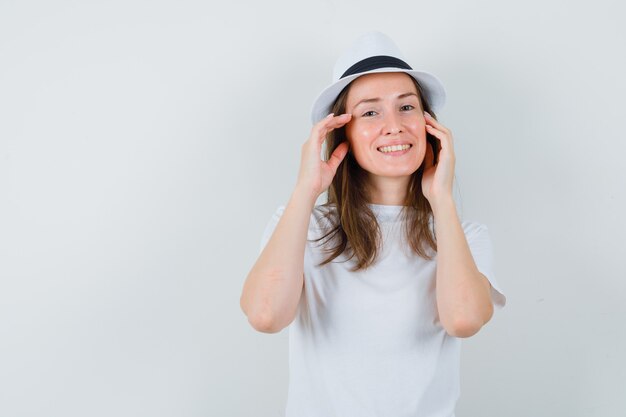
[432,197,493,338]
[240,184,318,333]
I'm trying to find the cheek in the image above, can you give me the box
[410,126,427,159]
[410,124,427,145]
[409,118,426,133]
[346,127,370,159]
[347,123,375,142]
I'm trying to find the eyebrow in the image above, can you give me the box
[352,92,419,109]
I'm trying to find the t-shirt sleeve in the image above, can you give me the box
[463,221,507,309]
[259,205,286,255]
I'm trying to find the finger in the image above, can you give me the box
[317,113,352,143]
[326,141,349,172]
[323,113,352,130]
[310,113,334,139]
[424,112,451,135]
[425,124,448,147]
[315,113,349,131]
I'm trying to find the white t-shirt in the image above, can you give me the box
[258,203,507,417]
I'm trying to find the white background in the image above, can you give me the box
[1,0,624,416]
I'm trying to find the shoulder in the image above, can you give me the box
[311,203,340,231]
[459,220,493,245]
[263,203,338,231]
[460,220,489,235]
[268,204,286,217]
[262,205,286,230]
[312,202,337,217]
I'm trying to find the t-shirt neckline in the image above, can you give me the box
[366,203,404,223]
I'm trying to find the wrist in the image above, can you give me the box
[292,183,320,208]
[429,195,456,216]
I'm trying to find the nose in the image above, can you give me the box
[383,111,403,135]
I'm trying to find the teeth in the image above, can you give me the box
[378,144,411,153]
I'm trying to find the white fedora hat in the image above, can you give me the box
[310,31,446,124]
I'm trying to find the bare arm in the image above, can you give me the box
[420,112,493,338]
[240,113,352,333]
[240,185,317,333]
[433,197,494,338]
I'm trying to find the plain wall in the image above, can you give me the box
[1,0,625,416]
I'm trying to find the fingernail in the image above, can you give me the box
[326,113,335,119]
[424,111,431,117]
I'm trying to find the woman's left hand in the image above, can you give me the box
[421,111,455,208]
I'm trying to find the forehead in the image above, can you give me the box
[346,72,419,104]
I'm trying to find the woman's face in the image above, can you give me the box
[344,72,427,180]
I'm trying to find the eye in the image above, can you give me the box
[362,110,377,117]
[400,104,415,111]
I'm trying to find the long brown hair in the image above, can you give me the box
[310,75,441,271]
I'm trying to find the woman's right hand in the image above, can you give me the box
[296,113,352,198]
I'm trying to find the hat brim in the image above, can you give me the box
[309,67,446,125]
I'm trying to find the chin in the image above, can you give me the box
[374,167,418,177]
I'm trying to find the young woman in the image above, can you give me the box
[241,31,506,416]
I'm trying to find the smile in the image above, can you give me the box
[377,144,412,155]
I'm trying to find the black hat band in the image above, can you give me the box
[340,55,412,79]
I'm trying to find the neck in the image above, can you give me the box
[366,174,410,205]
